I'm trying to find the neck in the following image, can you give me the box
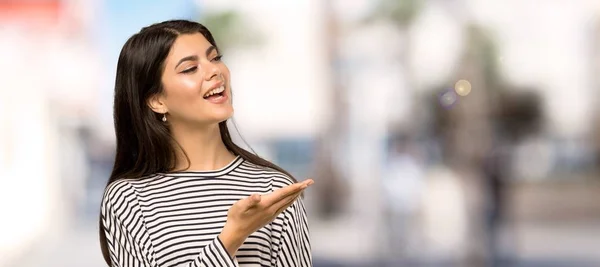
[169,122,236,171]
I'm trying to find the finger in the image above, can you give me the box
[262,178,314,207]
[279,179,312,197]
[244,194,262,210]
[271,186,304,212]
[263,184,304,206]
[301,179,314,188]
[271,191,302,218]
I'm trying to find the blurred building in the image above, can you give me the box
[0,1,70,265]
[591,12,600,170]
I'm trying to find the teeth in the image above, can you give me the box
[204,86,225,98]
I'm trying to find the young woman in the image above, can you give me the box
[99,19,314,267]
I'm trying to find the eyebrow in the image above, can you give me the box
[205,46,217,57]
[174,46,218,69]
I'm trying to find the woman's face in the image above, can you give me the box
[150,33,233,126]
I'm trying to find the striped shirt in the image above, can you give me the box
[101,156,312,267]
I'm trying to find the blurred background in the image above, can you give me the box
[2,0,600,266]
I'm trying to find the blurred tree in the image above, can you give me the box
[362,0,423,74]
[310,0,350,220]
[362,0,423,133]
[365,0,423,28]
[429,23,499,267]
[360,0,425,260]
[199,10,264,52]
[433,25,499,166]
[431,23,544,267]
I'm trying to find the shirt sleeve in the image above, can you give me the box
[274,197,313,267]
[101,181,240,267]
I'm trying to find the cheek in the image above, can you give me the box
[221,66,231,81]
[171,79,203,101]
[165,78,204,106]
[180,77,203,95]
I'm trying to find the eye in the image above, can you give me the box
[181,66,197,74]
[211,55,223,62]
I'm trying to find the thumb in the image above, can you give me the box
[246,194,261,208]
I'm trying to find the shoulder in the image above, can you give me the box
[236,160,296,188]
[101,174,159,209]
[101,179,136,209]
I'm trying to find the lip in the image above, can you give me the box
[204,85,229,104]
[203,80,225,96]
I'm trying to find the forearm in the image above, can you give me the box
[218,223,247,258]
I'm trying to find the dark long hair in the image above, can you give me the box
[99,20,295,266]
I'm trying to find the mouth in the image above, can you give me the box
[202,84,228,104]
[203,85,225,100]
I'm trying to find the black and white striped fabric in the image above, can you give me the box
[101,156,312,267]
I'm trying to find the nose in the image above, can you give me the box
[204,60,221,81]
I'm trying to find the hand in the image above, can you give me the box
[219,179,314,256]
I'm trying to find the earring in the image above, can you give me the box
[162,114,167,122]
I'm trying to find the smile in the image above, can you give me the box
[203,85,228,104]
[203,85,225,99]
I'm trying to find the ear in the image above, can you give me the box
[147,93,167,114]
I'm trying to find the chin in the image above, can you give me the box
[210,108,234,124]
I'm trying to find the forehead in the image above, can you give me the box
[166,33,214,61]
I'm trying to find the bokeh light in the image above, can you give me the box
[454,79,472,96]
[439,88,459,109]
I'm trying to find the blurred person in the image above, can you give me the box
[99,20,314,267]
[481,90,543,266]
[382,133,425,259]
